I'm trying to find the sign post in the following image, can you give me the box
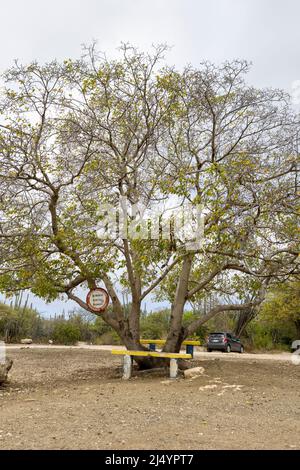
[86,288,109,313]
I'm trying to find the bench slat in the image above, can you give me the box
[140,339,200,346]
[111,350,192,359]
[181,340,200,346]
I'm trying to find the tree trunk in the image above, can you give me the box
[0,358,13,385]
[115,302,162,369]
[234,307,257,337]
[294,320,300,338]
[120,332,169,369]
[163,255,193,353]
[115,255,194,369]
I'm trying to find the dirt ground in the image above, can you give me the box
[0,348,300,450]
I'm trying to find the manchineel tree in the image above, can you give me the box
[0,44,299,368]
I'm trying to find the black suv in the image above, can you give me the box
[207,332,244,353]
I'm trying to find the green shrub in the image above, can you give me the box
[67,313,94,342]
[246,321,285,351]
[92,315,114,336]
[52,321,81,345]
[94,331,121,345]
[182,311,208,339]
[140,309,170,339]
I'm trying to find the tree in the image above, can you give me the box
[0,45,299,368]
[259,281,300,337]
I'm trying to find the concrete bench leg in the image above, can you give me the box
[169,358,178,379]
[122,354,132,380]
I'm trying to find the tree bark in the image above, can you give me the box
[234,307,257,337]
[163,254,193,353]
[0,358,13,385]
[294,320,300,338]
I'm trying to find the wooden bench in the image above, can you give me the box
[111,350,192,380]
[140,339,200,357]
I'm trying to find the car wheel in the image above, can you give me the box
[207,348,212,352]
[239,346,244,353]
[226,344,231,353]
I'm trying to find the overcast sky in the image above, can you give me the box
[1,0,300,90]
[1,0,299,315]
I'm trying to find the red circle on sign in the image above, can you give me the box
[86,288,109,313]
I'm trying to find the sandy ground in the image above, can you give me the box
[5,343,294,361]
[0,347,300,450]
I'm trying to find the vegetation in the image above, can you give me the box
[0,302,42,343]
[258,281,300,342]
[1,281,299,350]
[51,321,81,345]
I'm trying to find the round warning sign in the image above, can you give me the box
[86,288,109,313]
